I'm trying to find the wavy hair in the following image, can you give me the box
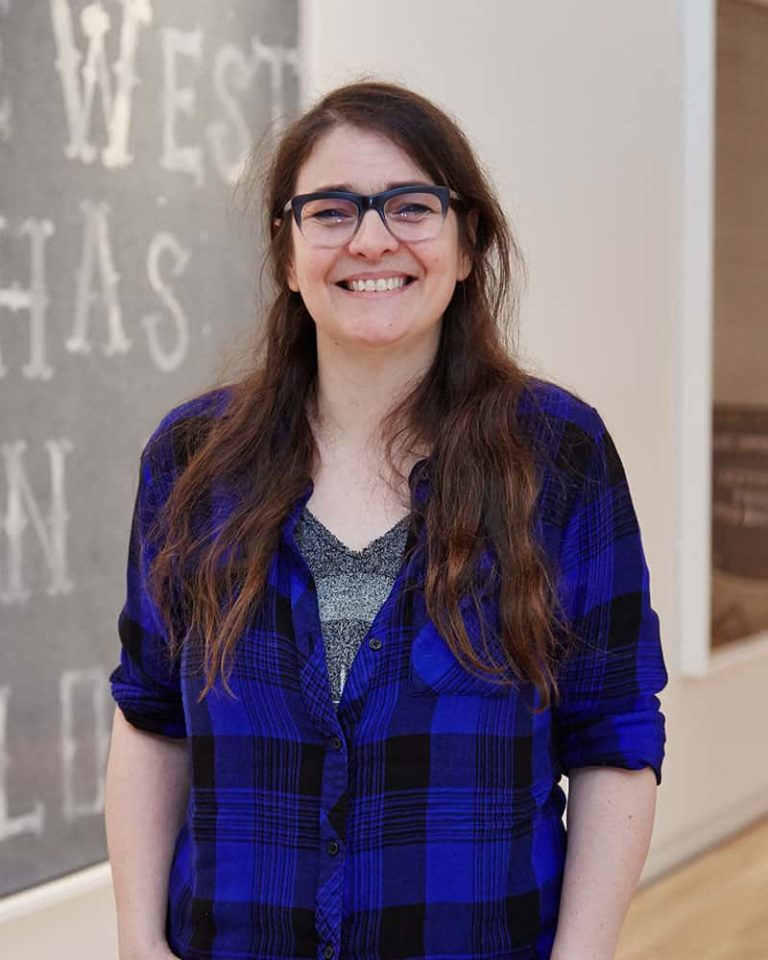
[146,79,583,713]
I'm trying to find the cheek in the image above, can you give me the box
[300,253,335,285]
[430,252,463,288]
[287,257,316,294]
[426,236,465,285]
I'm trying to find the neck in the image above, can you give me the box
[309,327,439,458]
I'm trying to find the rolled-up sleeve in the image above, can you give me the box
[109,436,187,739]
[553,406,668,785]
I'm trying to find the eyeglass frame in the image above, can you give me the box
[278,184,464,246]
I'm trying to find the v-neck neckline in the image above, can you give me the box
[302,506,411,557]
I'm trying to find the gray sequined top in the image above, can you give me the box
[293,505,411,710]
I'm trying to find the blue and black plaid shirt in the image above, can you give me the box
[110,380,668,960]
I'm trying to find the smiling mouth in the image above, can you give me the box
[336,276,417,294]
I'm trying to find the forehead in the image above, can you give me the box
[294,125,431,194]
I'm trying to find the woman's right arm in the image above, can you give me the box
[105,705,190,960]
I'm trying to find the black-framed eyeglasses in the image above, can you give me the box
[279,184,462,248]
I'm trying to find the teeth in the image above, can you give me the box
[345,276,409,292]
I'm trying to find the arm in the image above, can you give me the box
[107,429,191,956]
[550,765,657,960]
[550,406,668,957]
[105,706,190,960]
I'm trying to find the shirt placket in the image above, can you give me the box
[281,474,429,960]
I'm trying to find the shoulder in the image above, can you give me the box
[149,384,232,438]
[513,376,626,537]
[140,385,233,487]
[516,375,609,467]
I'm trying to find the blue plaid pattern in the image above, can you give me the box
[110,380,668,960]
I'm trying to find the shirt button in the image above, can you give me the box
[330,736,342,751]
[327,839,339,856]
[368,637,382,650]
[323,945,334,959]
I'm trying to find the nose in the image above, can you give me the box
[347,208,399,256]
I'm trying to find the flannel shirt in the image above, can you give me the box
[109,379,668,960]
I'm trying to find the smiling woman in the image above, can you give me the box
[104,79,668,960]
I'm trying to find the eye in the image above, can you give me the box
[311,207,355,222]
[390,203,432,219]
[302,198,358,225]
[385,192,442,221]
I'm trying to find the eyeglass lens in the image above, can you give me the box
[298,191,446,247]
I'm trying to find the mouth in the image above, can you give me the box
[335,275,418,296]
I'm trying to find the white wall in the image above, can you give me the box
[4,1,766,954]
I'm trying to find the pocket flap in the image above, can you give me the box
[409,620,516,697]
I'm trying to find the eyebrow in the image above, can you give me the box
[311,180,435,193]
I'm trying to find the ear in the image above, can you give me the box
[286,261,299,293]
[273,215,300,292]
[458,208,479,282]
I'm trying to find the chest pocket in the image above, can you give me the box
[408,619,517,697]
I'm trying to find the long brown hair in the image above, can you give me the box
[146,79,583,713]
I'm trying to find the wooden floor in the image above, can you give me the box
[616,814,768,960]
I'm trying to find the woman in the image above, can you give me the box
[105,80,668,960]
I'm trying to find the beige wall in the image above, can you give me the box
[0,865,116,957]
[4,1,766,955]
[300,0,768,879]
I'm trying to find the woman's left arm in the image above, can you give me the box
[550,765,657,960]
